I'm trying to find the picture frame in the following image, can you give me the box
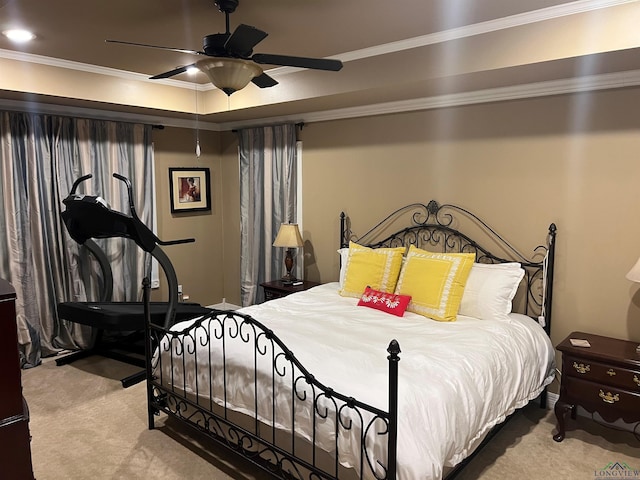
[169,167,211,213]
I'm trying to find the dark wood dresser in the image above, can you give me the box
[553,331,640,442]
[0,278,35,479]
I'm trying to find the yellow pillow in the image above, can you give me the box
[339,242,405,298]
[395,246,475,321]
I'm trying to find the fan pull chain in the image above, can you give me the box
[195,83,201,158]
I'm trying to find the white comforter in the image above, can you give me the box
[158,282,555,480]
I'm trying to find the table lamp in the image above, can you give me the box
[273,223,304,284]
[626,257,640,283]
[625,257,640,353]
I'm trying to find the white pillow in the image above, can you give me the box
[459,262,524,321]
[338,247,349,288]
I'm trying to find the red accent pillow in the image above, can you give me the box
[357,286,412,317]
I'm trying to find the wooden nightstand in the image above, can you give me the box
[553,331,640,442]
[260,280,321,302]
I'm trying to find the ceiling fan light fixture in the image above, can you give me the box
[196,58,262,96]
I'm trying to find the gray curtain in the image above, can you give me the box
[239,124,298,306]
[0,112,154,367]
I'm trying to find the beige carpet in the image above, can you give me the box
[21,356,640,480]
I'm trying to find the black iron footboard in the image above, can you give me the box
[143,285,400,480]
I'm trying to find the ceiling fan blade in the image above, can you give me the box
[149,64,195,80]
[106,39,204,56]
[224,24,268,57]
[251,72,278,88]
[251,53,343,71]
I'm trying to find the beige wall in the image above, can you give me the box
[151,126,223,307]
[151,127,242,307]
[162,87,640,356]
[300,88,640,352]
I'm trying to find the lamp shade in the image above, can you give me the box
[196,57,263,96]
[626,256,640,283]
[273,224,303,248]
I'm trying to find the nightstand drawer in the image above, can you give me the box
[564,354,640,391]
[264,289,285,301]
[563,376,640,421]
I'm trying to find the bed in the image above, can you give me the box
[143,200,557,480]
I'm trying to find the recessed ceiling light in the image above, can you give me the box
[3,29,36,43]
[186,66,199,75]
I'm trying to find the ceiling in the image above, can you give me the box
[1,0,639,130]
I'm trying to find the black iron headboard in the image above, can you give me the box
[340,200,557,335]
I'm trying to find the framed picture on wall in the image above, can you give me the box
[169,167,211,213]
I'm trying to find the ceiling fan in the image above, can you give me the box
[106,0,343,96]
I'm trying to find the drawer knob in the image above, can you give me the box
[606,369,616,377]
[573,362,590,374]
[598,390,620,404]
[634,375,640,387]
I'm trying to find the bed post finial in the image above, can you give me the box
[387,339,400,479]
[543,223,557,338]
[340,212,347,248]
[387,339,401,359]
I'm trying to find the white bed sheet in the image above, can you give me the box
[157,282,555,480]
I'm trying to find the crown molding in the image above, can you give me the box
[220,69,640,130]
[2,68,639,131]
[0,47,210,91]
[1,0,632,84]
[0,98,222,131]
[333,0,637,64]
[1,0,638,130]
